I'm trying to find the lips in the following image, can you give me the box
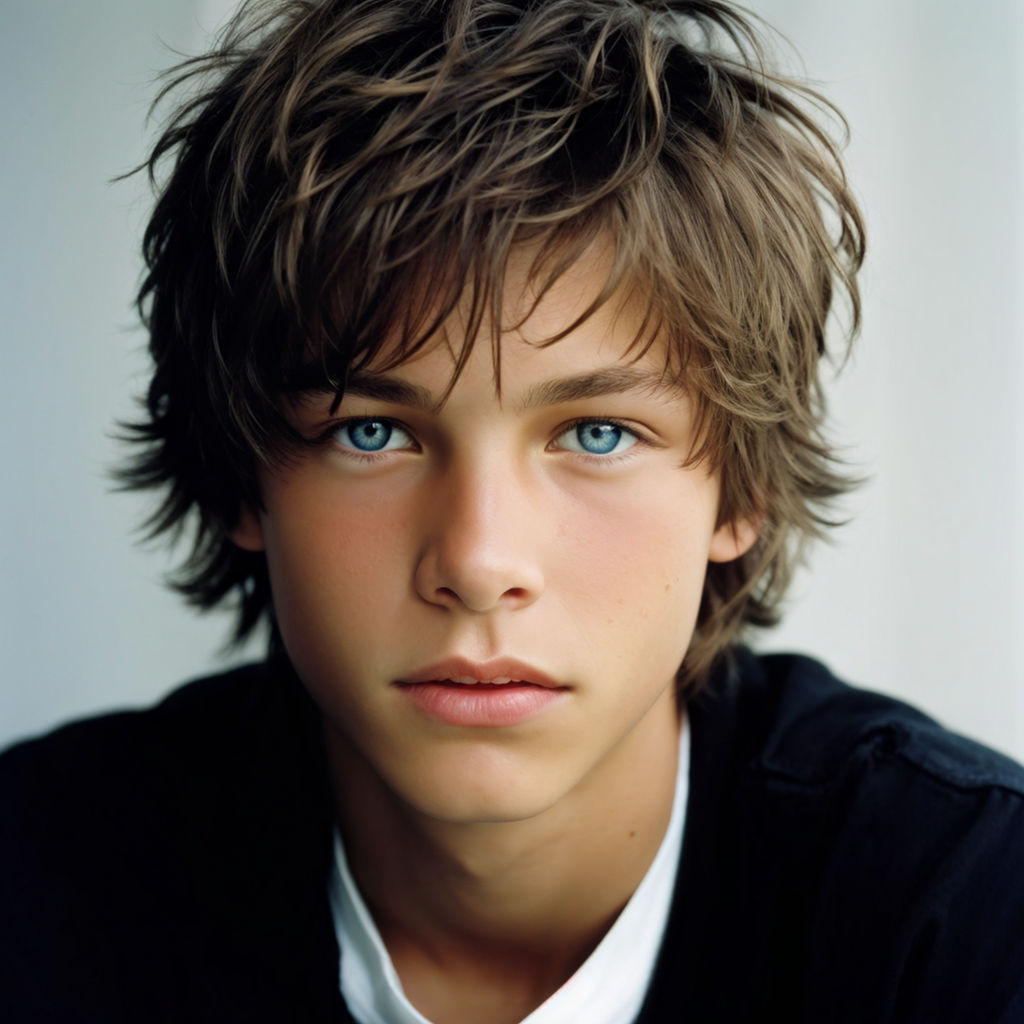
[396,657,567,727]
[398,657,563,690]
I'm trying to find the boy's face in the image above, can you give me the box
[232,250,756,825]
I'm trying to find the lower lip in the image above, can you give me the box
[397,681,567,727]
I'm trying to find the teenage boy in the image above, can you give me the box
[2,1,1023,1022]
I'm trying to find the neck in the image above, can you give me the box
[325,698,681,1018]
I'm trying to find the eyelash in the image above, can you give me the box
[316,416,654,464]
[317,418,418,464]
[554,417,651,463]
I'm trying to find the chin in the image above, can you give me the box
[409,792,562,827]
[390,754,570,827]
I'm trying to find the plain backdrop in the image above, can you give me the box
[2,0,1023,759]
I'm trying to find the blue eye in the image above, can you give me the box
[335,419,412,453]
[557,421,639,456]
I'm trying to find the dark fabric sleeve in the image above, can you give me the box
[0,665,351,1024]
[806,765,1024,1022]
[638,651,1024,1024]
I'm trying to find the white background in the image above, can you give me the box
[2,0,1022,759]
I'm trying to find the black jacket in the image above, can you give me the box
[3,650,1023,1022]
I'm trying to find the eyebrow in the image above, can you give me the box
[296,365,687,412]
[517,366,687,409]
[338,374,436,409]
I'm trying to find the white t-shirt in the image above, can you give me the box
[328,721,690,1024]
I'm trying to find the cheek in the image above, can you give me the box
[554,479,718,650]
[557,478,716,592]
[260,480,413,643]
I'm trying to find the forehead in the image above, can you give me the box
[294,237,683,404]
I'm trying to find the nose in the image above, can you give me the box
[414,456,545,613]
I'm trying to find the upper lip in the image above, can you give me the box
[398,656,564,689]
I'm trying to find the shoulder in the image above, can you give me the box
[700,648,1024,896]
[0,659,328,873]
[0,661,277,819]
[676,649,1024,1022]
[0,661,338,1022]
[0,660,285,907]
[716,648,1024,796]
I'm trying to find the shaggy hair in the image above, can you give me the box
[120,0,865,693]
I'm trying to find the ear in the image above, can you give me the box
[708,515,760,564]
[228,505,265,552]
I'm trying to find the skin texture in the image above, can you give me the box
[232,249,757,1022]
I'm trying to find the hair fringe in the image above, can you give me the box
[119,0,865,691]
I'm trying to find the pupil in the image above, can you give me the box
[353,420,390,450]
[580,423,619,454]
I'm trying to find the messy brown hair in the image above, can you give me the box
[120,0,865,693]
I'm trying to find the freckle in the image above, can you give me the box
[665,583,671,592]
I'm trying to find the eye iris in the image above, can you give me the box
[578,423,621,454]
[349,420,392,451]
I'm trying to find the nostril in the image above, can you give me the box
[415,546,545,612]
[432,584,532,608]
